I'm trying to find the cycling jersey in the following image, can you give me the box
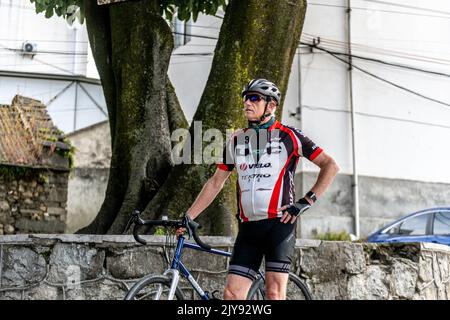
[218,119,323,222]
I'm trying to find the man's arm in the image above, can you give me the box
[187,168,233,220]
[279,151,339,223]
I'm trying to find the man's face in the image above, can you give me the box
[243,92,274,121]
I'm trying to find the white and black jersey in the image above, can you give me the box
[218,120,323,222]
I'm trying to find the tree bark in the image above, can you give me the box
[79,0,307,235]
[78,0,181,234]
[140,0,308,236]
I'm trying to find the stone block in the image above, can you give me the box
[0,200,10,212]
[1,246,47,287]
[48,243,105,283]
[390,260,418,299]
[48,187,67,202]
[47,207,66,216]
[21,191,33,198]
[106,246,166,279]
[81,280,127,300]
[19,209,41,217]
[300,241,366,280]
[182,246,230,273]
[15,218,65,233]
[24,284,60,300]
[347,265,389,300]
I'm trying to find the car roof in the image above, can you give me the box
[378,206,450,234]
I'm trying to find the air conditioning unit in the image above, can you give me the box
[22,41,37,55]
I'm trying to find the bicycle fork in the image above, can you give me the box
[156,269,180,300]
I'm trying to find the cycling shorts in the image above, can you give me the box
[228,218,296,281]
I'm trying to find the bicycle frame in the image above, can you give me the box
[160,234,264,300]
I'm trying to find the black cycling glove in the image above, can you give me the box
[285,197,311,217]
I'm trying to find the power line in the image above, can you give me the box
[0,38,88,44]
[300,42,450,78]
[301,104,450,130]
[172,31,218,41]
[2,47,88,56]
[301,34,450,66]
[304,42,450,110]
[308,1,450,20]
[361,0,450,16]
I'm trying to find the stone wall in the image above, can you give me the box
[0,171,68,235]
[0,235,449,300]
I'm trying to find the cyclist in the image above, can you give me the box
[180,79,339,300]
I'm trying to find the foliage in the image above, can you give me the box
[29,0,85,24]
[41,129,76,169]
[161,0,227,22]
[0,164,48,184]
[29,0,227,23]
[56,133,76,169]
[315,230,352,241]
[153,226,166,235]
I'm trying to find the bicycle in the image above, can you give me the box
[124,210,312,300]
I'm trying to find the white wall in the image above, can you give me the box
[299,0,450,184]
[0,0,88,75]
[168,1,450,184]
[0,0,106,133]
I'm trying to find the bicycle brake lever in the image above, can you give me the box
[122,210,140,234]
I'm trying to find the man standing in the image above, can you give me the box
[182,79,339,299]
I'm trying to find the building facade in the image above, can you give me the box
[5,1,450,238]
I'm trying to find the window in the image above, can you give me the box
[386,225,400,235]
[397,214,429,236]
[433,211,450,235]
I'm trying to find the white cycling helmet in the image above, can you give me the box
[241,78,281,105]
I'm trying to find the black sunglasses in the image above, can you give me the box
[243,94,267,102]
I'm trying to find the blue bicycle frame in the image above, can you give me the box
[167,235,263,300]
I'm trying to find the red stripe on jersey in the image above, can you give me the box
[267,152,295,219]
[309,147,323,161]
[277,123,299,156]
[217,163,231,171]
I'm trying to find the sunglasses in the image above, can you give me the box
[243,94,266,102]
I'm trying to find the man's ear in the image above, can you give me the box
[268,101,277,112]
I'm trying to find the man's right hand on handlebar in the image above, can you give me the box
[175,213,191,239]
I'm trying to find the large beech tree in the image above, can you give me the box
[31,0,307,235]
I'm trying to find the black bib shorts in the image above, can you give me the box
[228,218,297,281]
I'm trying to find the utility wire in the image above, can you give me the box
[361,0,450,16]
[302,104,450,130]
[300,42,450,78]
[308,1,450,20]
[304,42,450,110]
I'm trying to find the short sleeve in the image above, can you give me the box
[217,134,236,171]
[292,129,323,161]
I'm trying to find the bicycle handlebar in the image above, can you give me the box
[130,210,212,251]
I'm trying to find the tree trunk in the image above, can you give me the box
[140,0,308,236]
[79,0,307,235]
[78,0,183,234]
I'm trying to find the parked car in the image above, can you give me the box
[367,207,450,246]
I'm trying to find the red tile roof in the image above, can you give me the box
[0,95,66,167]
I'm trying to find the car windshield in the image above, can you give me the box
[433,211,450,235]
[386,213,428,236]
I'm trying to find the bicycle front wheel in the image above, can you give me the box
[125,275,184,300]
[247,273,312,300]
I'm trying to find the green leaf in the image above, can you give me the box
[45,7,54,18]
